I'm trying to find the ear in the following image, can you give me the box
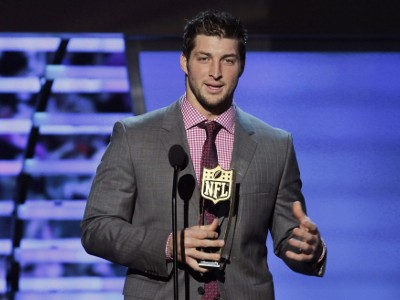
[180,54,188,75]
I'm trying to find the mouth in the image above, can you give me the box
[205,82,224,93]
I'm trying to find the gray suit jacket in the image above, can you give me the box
[81,99,322,299]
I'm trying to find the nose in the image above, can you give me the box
[209,61,222,79]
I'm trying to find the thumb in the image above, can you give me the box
[204,218,219,231]
[292,201,307,223]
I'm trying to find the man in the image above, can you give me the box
[81,10,326,300]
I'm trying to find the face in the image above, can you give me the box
[180,34,242,119]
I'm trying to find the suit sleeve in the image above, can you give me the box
[80,121,171,277]
[271,134,326,276]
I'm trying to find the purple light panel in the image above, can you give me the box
[45,66,128,79]
[18,277,124,291]
[0,36,124,52]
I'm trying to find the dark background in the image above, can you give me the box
[1,0,400,36]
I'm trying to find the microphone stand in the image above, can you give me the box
[169,144,187,300]
[171,164,179,300]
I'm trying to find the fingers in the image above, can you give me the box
[182,229,224,249]
[184,218,221,247]
[285,233,317,262]
[288,228,317,253]
[285,234,321,262]
[172,219,224,272]
[184,219,224,250]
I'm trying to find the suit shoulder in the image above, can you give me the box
[118,98,183,129]
[119,106,169,129]
[237,108,291,141]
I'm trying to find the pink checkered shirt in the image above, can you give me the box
[180,95,235,184]
[165,96,236,261]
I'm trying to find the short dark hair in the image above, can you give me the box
[182,10,247,71]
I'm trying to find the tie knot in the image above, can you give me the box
[201,121,222,141]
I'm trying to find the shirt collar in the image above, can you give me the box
[180,94,236,134]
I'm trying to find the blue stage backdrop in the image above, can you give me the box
[140,51,400,300]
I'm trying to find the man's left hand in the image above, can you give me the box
[285,201,323,263]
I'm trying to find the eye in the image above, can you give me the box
[224,58,236,65]
[198,56,209,63]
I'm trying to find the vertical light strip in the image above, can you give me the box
[124,38,146,115]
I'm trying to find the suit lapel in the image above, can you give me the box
[231,107,257,184]
[160,100,188,152]
[220,107,258,262]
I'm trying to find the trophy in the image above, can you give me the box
[198,165,237,269]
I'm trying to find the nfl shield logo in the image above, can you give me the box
[201,166,235,204]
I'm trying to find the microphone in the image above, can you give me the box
[168,145,187,300]
[169,144,187,170]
